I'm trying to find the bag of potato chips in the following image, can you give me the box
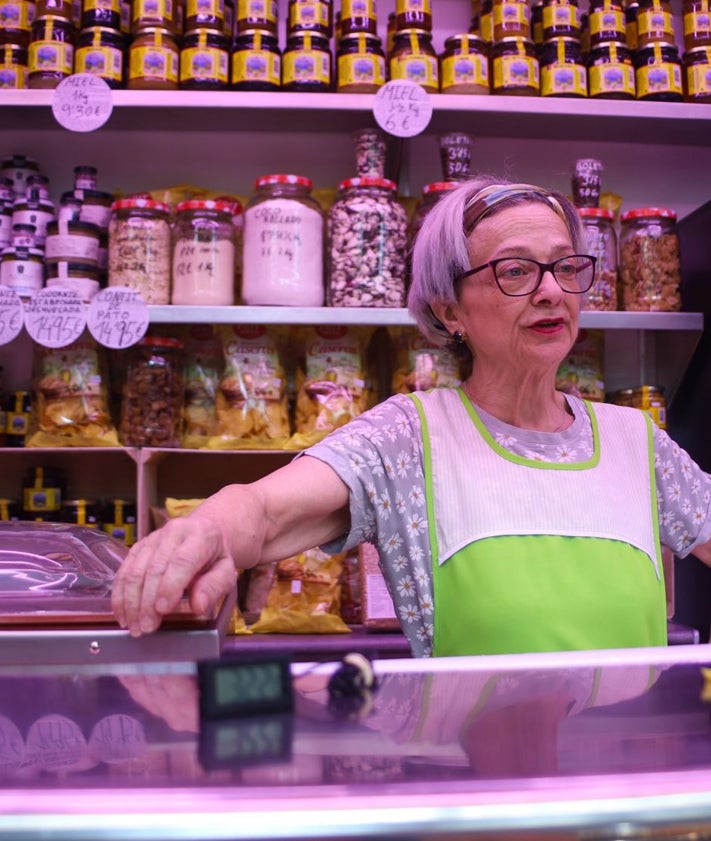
[181,325,221,449]
[391,326,462,394]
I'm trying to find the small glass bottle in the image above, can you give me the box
[108,197,172,303]
[119,336,185,448]
[327,177,408,308]
[389,28,438,92]
[172,199,235,306]
[5,390,32,447]
[231,29,280,90]
[242,174,324,307]
[577,207,618,311]
[619,207,681,312]
[282,30,331,91]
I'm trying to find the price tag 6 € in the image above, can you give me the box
[87,286,149,350]
[373,80,433,138]
[24,287,87,348]
[52,73,114,133]
[0,285,25,346]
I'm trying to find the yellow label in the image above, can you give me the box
[85,0,121,11]
[232,48,280,84]
[635,62,682,97]
[441,52,488,89]
[337,51,385,88]
[23,487,61,512]
[75,45,123,80]
[480,10,493,41]
[389,53,438,87]
[686,60,711,95]
[0,64,27,88]
[543,4,579,29]
[282,48,330,84]
[0,0,31,29]
[102,522,136,545]
[589,7,624,36]
[129,46,178,82]
[637,8,673,38]
[290,1,329,27]
[493,54,539,90]
[684,10,711,36]
[133,0,173,20]
[493,1,529,27]
[187,0,221,16]
[541,61,586,96]
[28,41,73,74]
[395,0,430,12]
[589,61,635,96]
[236,0,276,21]
[180,45,229,82]
[342,0,375,19]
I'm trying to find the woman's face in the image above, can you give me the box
[449,202,581,381]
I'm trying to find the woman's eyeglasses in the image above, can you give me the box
[454,254,597,297]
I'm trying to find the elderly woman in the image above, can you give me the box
[112,176,711,656]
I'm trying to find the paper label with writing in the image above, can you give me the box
[52,73,114,133]
[86,286,149,349]
[0,285,25,346]
[24,287,87,348]
[373,79,432,138]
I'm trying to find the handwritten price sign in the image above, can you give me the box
[24,287,87,348]
[87,286,149,349]
[373,80,433,138]
[52,73,114,133]
[0,286,24,346]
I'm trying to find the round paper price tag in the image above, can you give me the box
[24,287,87,348]
[0,285,25,346]
[87,286,149,349]
[52,73,114,133]
[373,80,433,138]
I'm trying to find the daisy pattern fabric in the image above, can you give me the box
[302,391,711,657]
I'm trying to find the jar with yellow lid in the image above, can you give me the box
[493,0,531,41]
[619,207,681,311]
[180,28,230,89]
[440,33,490,94]
[492,36,540,95]
[587,39,635,98]
[336,32,385,92]
[683,45,711,101]
[75,26,125,87]
[683,0,711,50]
[232,29,280,90]
[540,36,587,96]
[28,15,75,89]
[389,28,438,92]
[128,26,179,89]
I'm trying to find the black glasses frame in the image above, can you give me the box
[454,254,598,297]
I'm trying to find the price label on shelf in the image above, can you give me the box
[51,73,114,133]
[0,285,24,346]
[24,287,87,348]
[87,286,149,349]
[372,80,433,138]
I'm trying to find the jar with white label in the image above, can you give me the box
[108,197,171,303]
[0,245,44,297]
[171,199,235,306]
[0,155,39,197]
[11,189,55,246]
[242,173,324,306]
[45,217,100,264]
[46,260,100,301]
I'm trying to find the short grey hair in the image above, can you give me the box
[407,176,584,358]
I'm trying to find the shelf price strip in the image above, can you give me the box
[24,287,87,348]
[51,73,114,133]
[87,286,149,349]
[372,79,433,138]
[0,285,24,346]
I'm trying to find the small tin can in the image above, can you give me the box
[683,45,711,101]
[440,33,490,95]
[101,498,137,546]
[61,498,101,527]
[540,36,587,96]
[492,36,540,95]
[587,39,635,98]
[282,30,331,91]
[232,29,280,90]
[180,28,230,90]
[336,32,385,92]
[389,28,438,92]
[634,40,683,101]
[75,26,125,88]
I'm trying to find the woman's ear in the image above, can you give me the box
[430,299,462,337]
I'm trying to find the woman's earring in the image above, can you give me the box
[453,330,465,344]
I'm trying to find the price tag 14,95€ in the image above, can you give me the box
[24,287,87,348]
[0,285,25,346]
[87,286,149,349]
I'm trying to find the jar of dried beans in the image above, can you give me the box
[108,197,171,304]
[327,176,408,307]
[119,335,184,447]
[619,207,681,311]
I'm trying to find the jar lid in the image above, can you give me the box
[176,198,236,214]
[621,207,677,221]
[183,27,229,41]
[444,32,488,46]
[339,176,397,191]
[423,181,460,195]
[214,195,244,215]
[46,219,100,236]
[1,155,38,168]
[78,188,113,202]
[393,28,433,39]
[234,29,279,41]
[111,197,171,213]
[62,498,98,506]
[46,261,99,275]
[577,207,614,219]
[255,174,313,189]
[140,335,184,349]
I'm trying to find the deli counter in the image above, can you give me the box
[2,644,711,841]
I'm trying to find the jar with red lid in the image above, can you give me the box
[119,335,184,448]
[327,176,408,308]
[172,199,235,306]
[619,207,681,311]
[577,207,618,311]
[108,197,171,303]
[242,174,324,306]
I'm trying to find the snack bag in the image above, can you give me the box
[556,329,605,402]
[181,325,221,449]
[208,324,291,449]
[26,333,120,447]
[391,326,462,394]
[249,547,351,634]
[287,324,370,449]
